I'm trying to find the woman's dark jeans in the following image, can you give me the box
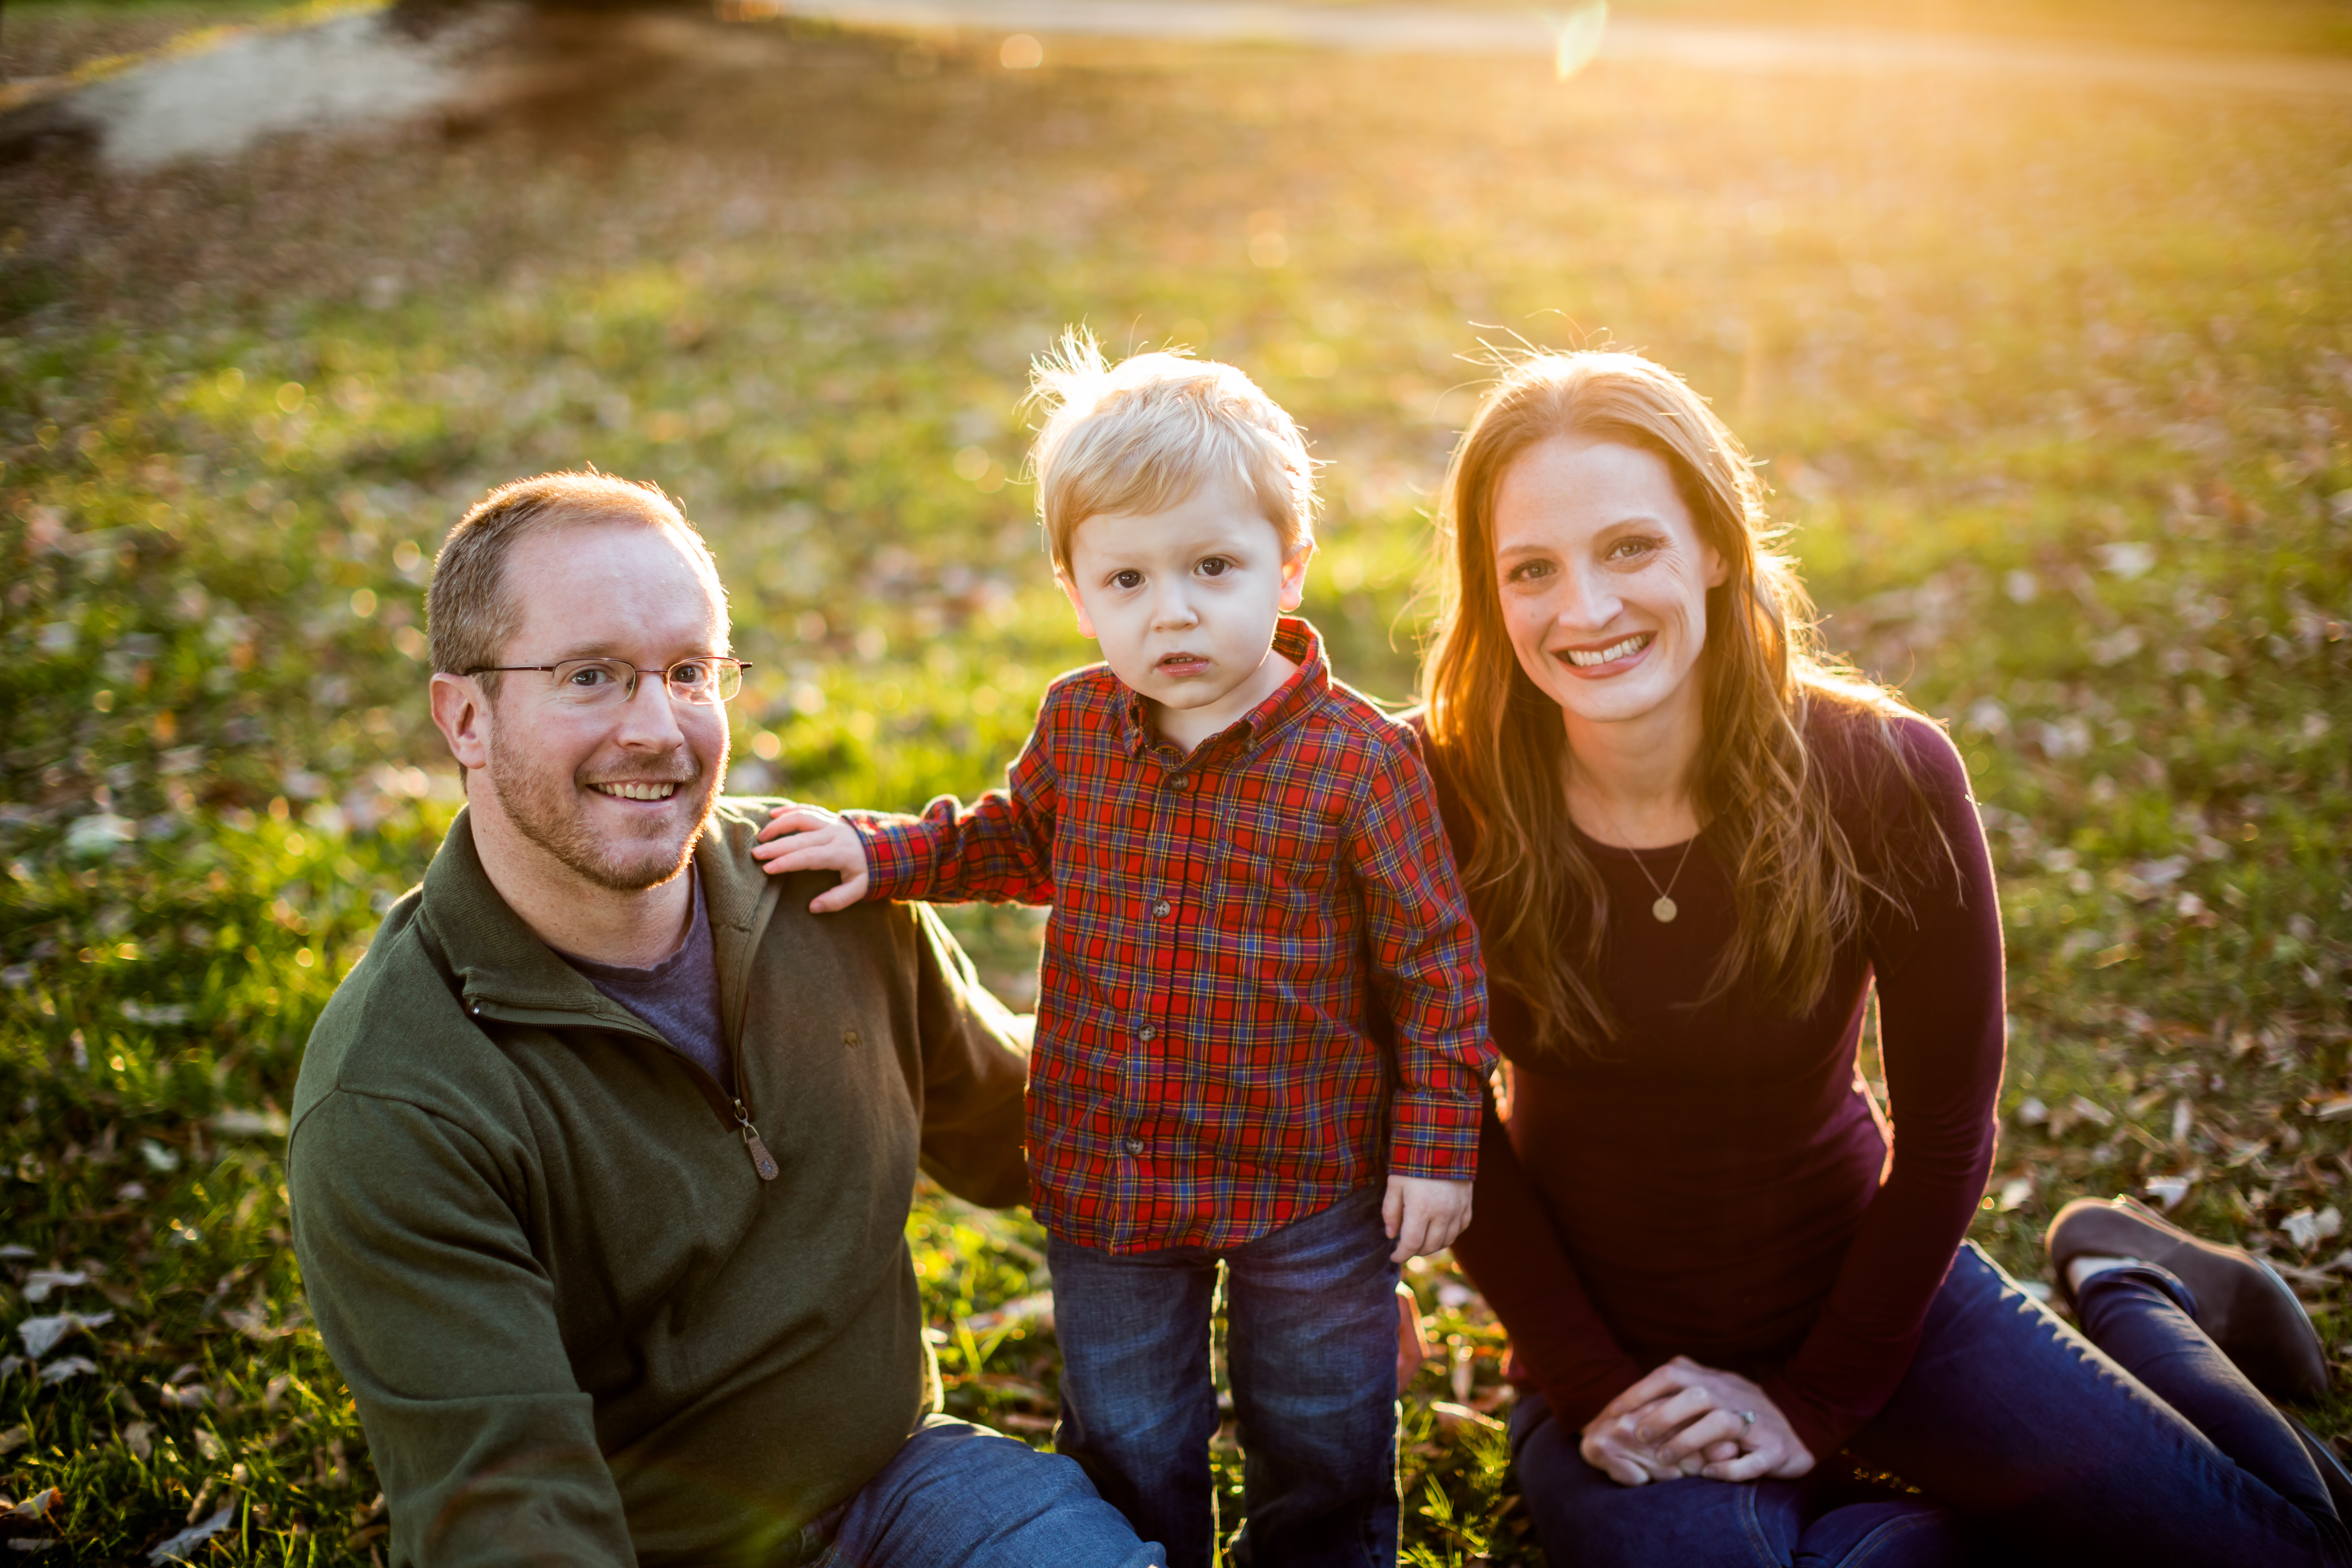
[1508,1243,2351,1567]
[1048,1185,1403,1568]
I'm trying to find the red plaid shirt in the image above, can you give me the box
[847,618,1493,1253]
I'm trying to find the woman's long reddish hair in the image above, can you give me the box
[1419,351,1932,1059]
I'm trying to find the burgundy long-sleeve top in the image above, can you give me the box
[1432,707,2005,1459]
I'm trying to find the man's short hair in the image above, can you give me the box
[427,471,724,697]
[1026,331,1318,577]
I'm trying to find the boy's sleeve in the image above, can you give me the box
[1347,744,1496,1181]
[844,709,1060,906]
[290,1091,637,1568]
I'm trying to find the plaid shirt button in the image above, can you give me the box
[1122,1135,1144,1155]
[1137,1025,1157,1041]
[1151,898,1173,918]
[1170,775,1189,791]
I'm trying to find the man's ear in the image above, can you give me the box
[1056,573,1099,641]
[429,672,492,773]
[1278,541,1315,614]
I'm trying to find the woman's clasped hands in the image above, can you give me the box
[1579,1356,1815,1487]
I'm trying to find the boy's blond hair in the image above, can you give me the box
[1026,330,1317,576]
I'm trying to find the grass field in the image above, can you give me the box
[2,4,2349,1560]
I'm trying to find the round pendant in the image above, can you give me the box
[1652,896,1678,923]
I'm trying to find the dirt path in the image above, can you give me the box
[13,0,2351,175]
[762,0,2352,95]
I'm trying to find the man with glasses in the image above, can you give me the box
[286,471,1158,1568]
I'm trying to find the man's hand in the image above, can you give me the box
[1583,1356,1814,1487]
[752,802,872,912]
[1382,1174,1472,1263]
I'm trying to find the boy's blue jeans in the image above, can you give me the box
[1507,1243,2351,1568]
[1048,1183,1403,1568]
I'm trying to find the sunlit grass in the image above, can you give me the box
[2,14,2348,1561]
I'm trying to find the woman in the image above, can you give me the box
[1420,350,2346,1566]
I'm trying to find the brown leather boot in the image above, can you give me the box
[2046,1193,2330,1405]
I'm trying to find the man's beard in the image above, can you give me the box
[486,743,718,894]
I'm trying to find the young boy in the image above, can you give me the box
[754,334,1492,1568]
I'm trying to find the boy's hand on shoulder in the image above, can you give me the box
[753,801,872,913]
[1382,1173,1473,1263]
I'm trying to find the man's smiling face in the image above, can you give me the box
[473,519,731,893]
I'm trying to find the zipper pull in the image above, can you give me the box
[735,1100,779,1181]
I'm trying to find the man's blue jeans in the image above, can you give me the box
[812,1414,1165,1568]
[1508,1243,2351,1567]
[1048,1184,1403,1568]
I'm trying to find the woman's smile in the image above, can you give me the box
[1556,632,1656,673]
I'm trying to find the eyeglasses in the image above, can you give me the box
[465,656,752,707]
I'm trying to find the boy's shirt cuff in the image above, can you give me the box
[1387,1084,1483,1182]
[840,811,926,902]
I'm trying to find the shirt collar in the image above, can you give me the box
[421,808,759,1017]
[420,808,616,1017]
[1118,616,1330,763]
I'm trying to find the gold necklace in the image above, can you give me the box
[1629,836,1698,924]
[1584,793,1699,924]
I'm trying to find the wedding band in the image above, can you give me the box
[1739,1410,1757,1430]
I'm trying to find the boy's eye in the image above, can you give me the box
[1111,570,1143,590]
[1197,557,1230,577]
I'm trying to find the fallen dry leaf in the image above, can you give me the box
[961,1291,1054,1335]
[1430,1400,1505,1435]
[18,1272,86,1306]
[147,1503,235,1566]
[212,1107,287,1139]
[16,1312,113,1359]
[2283,1207,2343,1251]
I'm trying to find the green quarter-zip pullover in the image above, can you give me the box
[287,801,1031,1566]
